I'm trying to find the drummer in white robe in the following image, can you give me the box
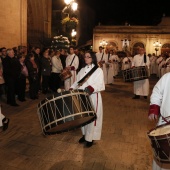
[156,55,164,78]
[96,47,108,84]
[112,51,120,76]
[64,46,79,91]
[150,53,157,75]
[0,105,10,131]
[148,72,170,170]
[165,54,170,74]
[121,53,133,70]
[131,48,150,99]
[71,51,105,147]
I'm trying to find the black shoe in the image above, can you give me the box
[2,118,10,131]
[132,95,140,99]
[79,136,86,143]
[86,141,93,148]
[144,96,147,99]
[10,103,19,107]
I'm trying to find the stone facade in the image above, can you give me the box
[93,17,170,56]
[0,0,27,48]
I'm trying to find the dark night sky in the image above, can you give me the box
[84,0,170,25]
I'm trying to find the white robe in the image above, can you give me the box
[150,73,170,170]
[64,54,79,90]
[121,57,132,70]
[0,105,5,127]
[131,54,150,96]
[112,55,119,76]
[165,57,170,74]
[71,64,105,142]
[96,52,109,84]
[150,55,157,74]
[156,56,163,78]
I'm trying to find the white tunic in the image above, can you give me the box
[150,73,170,170]
[71,64,105,142]
[131,54,150,96]
[96,52,108,84]
[112,55,119,76]
[165,57,170,74]
[150,55,157,74]
[121,56,132,70]
[64,54,79,90]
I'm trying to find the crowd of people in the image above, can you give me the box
[1,44,170,168]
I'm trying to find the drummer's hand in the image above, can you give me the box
[66,66,71,70]
[148,114,158,121]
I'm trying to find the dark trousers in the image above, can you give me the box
[42,75,50,93]
[5,78,18,104]
[50,73,61,92]
[28,77,38,99]
[17,76,26,100]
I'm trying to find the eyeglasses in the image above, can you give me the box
[84,56,92,59]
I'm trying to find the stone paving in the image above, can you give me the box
[0,75,158,170]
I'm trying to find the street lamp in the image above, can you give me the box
[100,40,108,48]
[153,41,162,56]
[71,29,77,46]
[62,0,78,13]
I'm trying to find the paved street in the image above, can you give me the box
[0,75,158,170]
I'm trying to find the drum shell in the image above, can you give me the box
[37,89,96,135]
[59,68,72,81]
[147,124,170,163]
[122,66,149,82]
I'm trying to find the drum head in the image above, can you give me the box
[37,89,96,135]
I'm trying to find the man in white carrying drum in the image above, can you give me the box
[131,48,150,99]
[64,46,79,91]
[71,51,105,148]
[148,72,170,170]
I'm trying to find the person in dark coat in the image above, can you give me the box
[2,49,21,106]
[25,53,39,100]
[41,51,52,94]
[17,55,28,102]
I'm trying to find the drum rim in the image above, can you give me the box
[43,115,97,135]
[147,123,170,139]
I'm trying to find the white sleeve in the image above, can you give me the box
[150,75,165,106]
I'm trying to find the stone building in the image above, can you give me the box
[0,0,52,49]
[93,17,170,56]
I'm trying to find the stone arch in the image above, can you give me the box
[161,43,170,54]
[132,42,145,56]
[106,41,118,51]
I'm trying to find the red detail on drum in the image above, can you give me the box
[87,86,94,94]
[148,104,160,116]
[71,66,75,70]
[94,93,98,126]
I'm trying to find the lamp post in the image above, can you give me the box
[99,40,108,49]
[71,29,77,46]
[153,41,162,56]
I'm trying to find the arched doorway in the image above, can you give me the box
[161,43,170,54]
[132,42,145,55]
[106,41,118,51]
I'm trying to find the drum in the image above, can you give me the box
[37,89,96,135]
[59,68,72,81]
[147,124,170,163]
[122,66,149,82]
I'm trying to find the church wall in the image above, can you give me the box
[0,0,27,48]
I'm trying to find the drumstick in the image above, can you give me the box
[57,88,65,93]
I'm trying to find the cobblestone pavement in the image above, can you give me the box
[0,75,158,170]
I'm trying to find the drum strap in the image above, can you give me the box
[144,54,147,63]
[161,114,170,124]
[101,53,104,61]
[77,65,98,86]
[108,53,110,61]
[70,55,76,66]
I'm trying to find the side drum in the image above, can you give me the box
[122,66,149,82]
[37,89,96,135]
[147,123,170,163]
[59,68,72,81]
